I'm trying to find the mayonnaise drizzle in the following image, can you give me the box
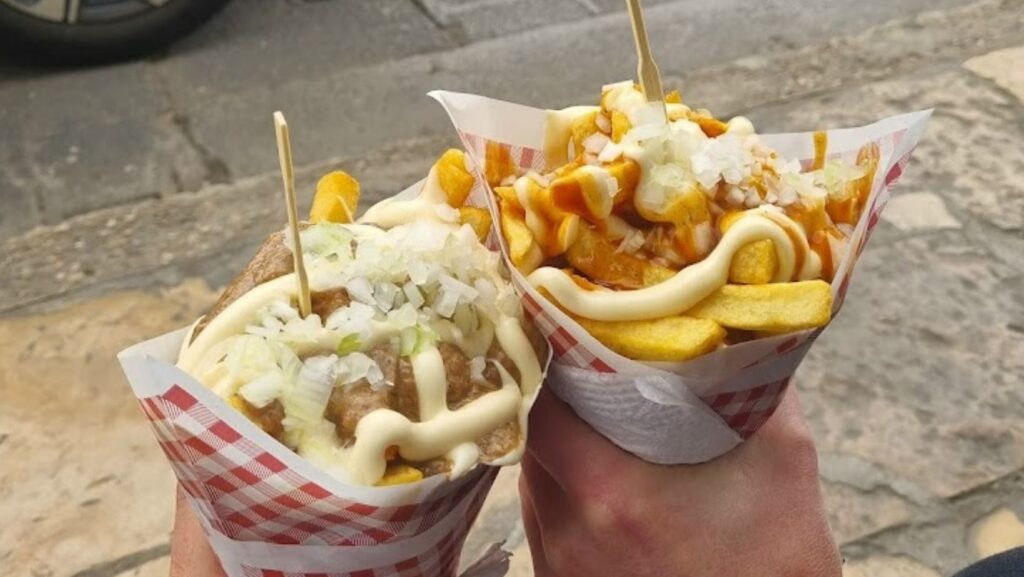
[528,211,820,322]
[359,164,450,228]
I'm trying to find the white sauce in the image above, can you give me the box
[528,211,821,322]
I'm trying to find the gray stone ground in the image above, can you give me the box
[2,1,1024,576]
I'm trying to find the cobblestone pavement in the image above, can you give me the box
[2,1,1024,576]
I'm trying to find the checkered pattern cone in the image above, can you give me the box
[119,329,502,577]
[431,89,930,463]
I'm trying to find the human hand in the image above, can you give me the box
[170,486,227,577]
[520,386,841,577]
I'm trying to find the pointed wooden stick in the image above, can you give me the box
[625,0,666,108]
[273,111,312,318]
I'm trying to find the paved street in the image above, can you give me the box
[2,1,1024,576]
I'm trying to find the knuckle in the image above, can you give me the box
[779,430,820,479]
[577,485,649,540]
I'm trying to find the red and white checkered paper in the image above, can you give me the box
[431,89,930,463]
[119,328,502,577]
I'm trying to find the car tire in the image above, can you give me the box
[0,0,232,64]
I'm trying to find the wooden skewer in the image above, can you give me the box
[273,111,312,318]
[625,0,666,108]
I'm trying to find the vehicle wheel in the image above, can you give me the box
[0,0,232,64]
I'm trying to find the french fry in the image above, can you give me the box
[572,314,726,362]
[494,185,523,214]
[459,206,493,242]
[310,171,360,224]
[376,463,424,486]
[549,165,616,223]
[500,204,544,274]
[856,142,880,206]
[719,211,779,285]
[729,240,777,285]
[485,140,516,187]
[566,225,675,289]
[571,110,600,156]
[688,281,832,332]
[611,110,632,142]
[554,214,581,255]
[689,110,728,138]
[435,149,475,208]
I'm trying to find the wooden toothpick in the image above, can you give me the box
[273,111,312,318]
[625,0,666,110]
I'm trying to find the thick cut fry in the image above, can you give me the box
[611,111,632,143]
[500,205,543,273]
[572,314,726,362]
[554,214,581,255]
[493,186,522,214]
[566,225,675,289]
[459,206,493,242]
[688,110,729,138]
[729,240,777,285]
[435,149,475,208]
[571,111,600,155]
[310,171,360,224]
[376,463,424,486]
[719,210,779,284]
[688,281,832,332]
[549,165,616,223]
[485,141,516,186]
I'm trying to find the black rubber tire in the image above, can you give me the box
[0,0,232,64]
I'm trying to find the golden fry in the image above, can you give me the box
[459,206,493,242]
[310,171,360,224]
[376,463,424,486]
[500,205,543,273]
[485,141,516,186]
[572,314,726,362]
[549,166,615,223]
[729,240,777,285]
[494,186,522,214]
[571,111,600,156]
[566,225,675,289]
[688,281,832,332]
[435,149,475,208]
[719,210,778,285]
[611,111,632,143]
[689,112,729,138]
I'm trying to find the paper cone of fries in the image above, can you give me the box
[431,88,930,464]
[119,172,550,577]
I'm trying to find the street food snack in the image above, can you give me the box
[177,149,547,486]
[488,82,879,361]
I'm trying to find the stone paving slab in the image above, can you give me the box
[0,281,215,577]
